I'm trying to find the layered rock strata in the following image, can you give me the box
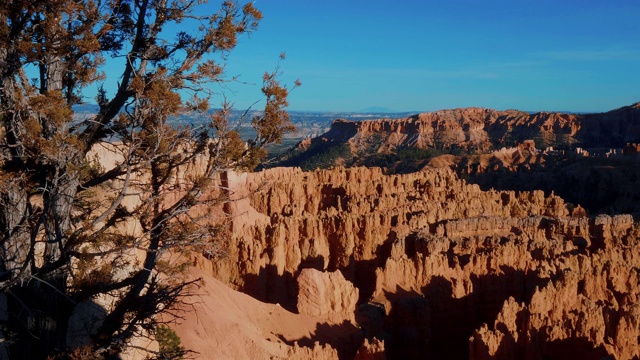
[291,102,640,156]
[76,140,640,359]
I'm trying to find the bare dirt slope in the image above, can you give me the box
[168,266,342,360]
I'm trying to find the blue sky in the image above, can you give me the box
[99,1,640,113]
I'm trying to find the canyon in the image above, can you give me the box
[170,164,640,359]
[65,104,640,359]
[277,102,640,216]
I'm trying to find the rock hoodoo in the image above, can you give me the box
[131,101,640,360]
[297,268,359,323]
[208,167,567,307]
[167,165,638,359]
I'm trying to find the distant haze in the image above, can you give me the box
[358,107,398,113]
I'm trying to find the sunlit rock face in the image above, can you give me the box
[281,103,640,172]
[308,108,584,154]
[210,166,566,303]
[182,165,637,359]
[79,139,638,359]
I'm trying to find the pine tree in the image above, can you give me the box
[0,1,297,357]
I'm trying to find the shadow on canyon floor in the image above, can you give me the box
[281,320,362,360]
[542,337,614,360]
[379,265,556,360]
[240,264,299,313]
[460,155,640,217]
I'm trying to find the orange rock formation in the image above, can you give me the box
[175,165,640,359]
[78,126,640,359]
[134,99,640,359]
[286,102,640,162]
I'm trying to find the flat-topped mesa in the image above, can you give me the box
[318,118,359,142]
[345,107,581,134]
[351,116,424,134]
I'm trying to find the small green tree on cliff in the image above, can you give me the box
[0,0,297,358]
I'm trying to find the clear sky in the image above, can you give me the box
[218,0,640,113]
[94,0,640,113]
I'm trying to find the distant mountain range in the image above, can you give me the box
[72,102,640,149]
[71,103,417,139]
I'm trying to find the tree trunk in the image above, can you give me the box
[43,171,79,269]
[0,182,31,284]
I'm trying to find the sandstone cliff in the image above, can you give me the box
[62,113,640,359]
[297,269,359,323]
[371,213,640,359]
[277,102,640,171]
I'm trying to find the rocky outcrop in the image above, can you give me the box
[297,269,359,323]
[205,166,568,309]
[428,144,543,174]
[74,120,640,359]
[180,166,576,358]
[179,163,640,359]
[166,266,345,360]
[367,213,640,359]
[334,107,581,153]
[287,343,340,360]
[354,338,386,360]
[429,143,640,215]
[466,216,640,360]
